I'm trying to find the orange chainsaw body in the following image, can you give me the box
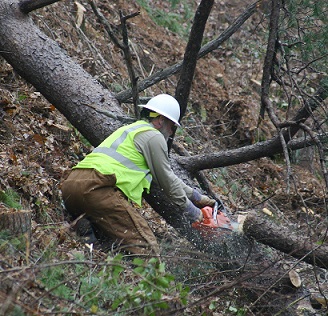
[192,205,238,239]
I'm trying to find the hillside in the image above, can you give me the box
[0,0,327,315]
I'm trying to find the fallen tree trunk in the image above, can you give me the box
[0,0,122,147]
[243,212,328,270]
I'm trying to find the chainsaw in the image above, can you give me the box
[192,200,240,239]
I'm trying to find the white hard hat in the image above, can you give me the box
[139,94,181,126]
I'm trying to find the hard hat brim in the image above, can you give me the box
[138,104,181,126]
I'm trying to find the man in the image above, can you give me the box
[61,94,215,255]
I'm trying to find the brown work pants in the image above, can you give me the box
[61,168,159,255]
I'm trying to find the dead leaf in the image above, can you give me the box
[301,206,314,215]
[75,1,86,28]
[33,134,46,145]
[289,269,301,288]
[310,294,327,309]
[262,208,273,216]
[9,151,18,165]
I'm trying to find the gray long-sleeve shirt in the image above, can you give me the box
[134,129,193,209]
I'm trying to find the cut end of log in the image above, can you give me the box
[237,214,247,233]
[0,208,32,237]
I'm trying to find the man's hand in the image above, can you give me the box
[196,208,203,222]
[185,200,203,223]
[191,189,216,208]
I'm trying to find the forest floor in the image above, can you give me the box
[0,0,327,315]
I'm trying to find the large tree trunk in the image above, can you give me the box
[243,212,328,270]
[0,0,326,269]
[0,0,122,147]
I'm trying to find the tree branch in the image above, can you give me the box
[19,0,61,14]
[177,132,328,172]
[168,0,213,152]
[115,1,259,103]
[175,0,214,119]
[259,0,281,124]
[176,80,327,173]
[88,0,123,49]
[119,10,141,118]
[89,0,140,117]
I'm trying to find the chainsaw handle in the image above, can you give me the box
[200,206,213,220]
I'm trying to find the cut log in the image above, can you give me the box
[0,208,32,238]
[243,212,328,270]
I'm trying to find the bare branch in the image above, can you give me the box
[298,123,328,189]
[19,0,61,14]
[175,0,214,119]
[88,0,123,49]
[259,0,281,123]
[278,129,293,193]
[177,132,328,172]
[115,1,259,103]
[89,0,140,117]
[294,54,328,75]
[169,0,214,151]
[119,9,141,118]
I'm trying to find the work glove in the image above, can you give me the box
[184,200,203,223]
[191,189,216,208]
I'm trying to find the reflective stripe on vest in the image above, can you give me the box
[92,123,152,184]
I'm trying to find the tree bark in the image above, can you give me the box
[19,0,60,14]
[0,0,122,147]
[243,212,328,270]
[0,208,32,238]
[175,0,214,119]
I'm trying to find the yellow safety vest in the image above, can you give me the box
[74,120,158,206]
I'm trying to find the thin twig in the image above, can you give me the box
[83,102,134,123]
[89,0,140,116]
[88,0,123,50]
[119,9,141,118]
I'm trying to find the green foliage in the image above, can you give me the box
[0,188,22,209]
[282,0,328,71]
[6,305,25,316]
[0,230,29,259]
[38,254,189,314]
[226,305,247,315]
[41,265,74,300]
[17,93,28,102]
[136,0,193,38]
[72,127,92,148]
